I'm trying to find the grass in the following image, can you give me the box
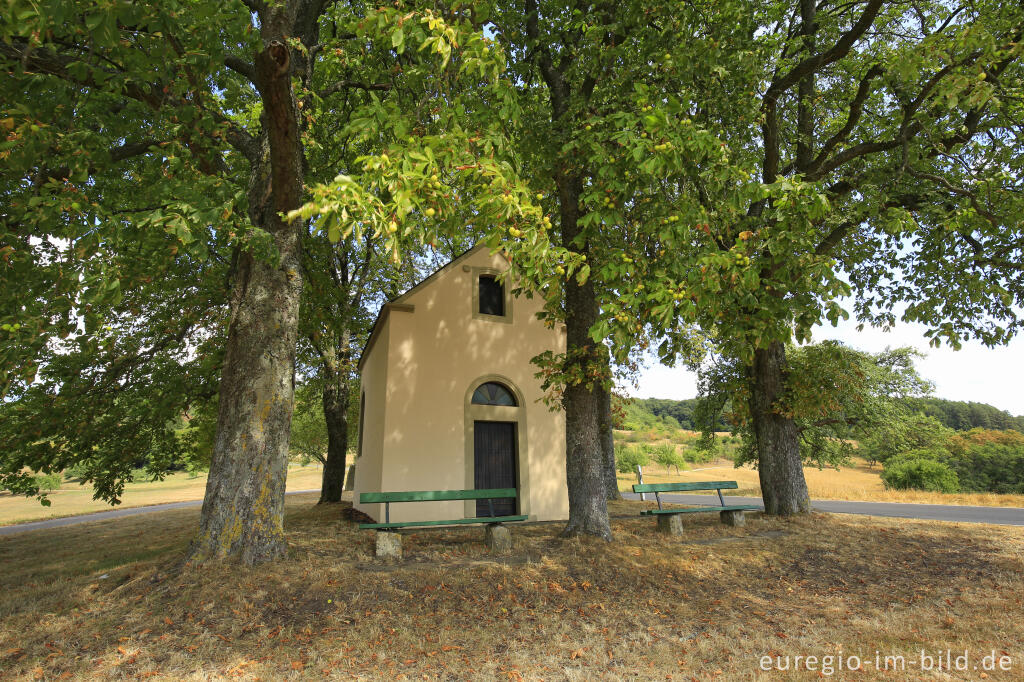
[614,428,1024,508]
[0,464,327,527]
[1,494,1021,680]
[619,458,1024,508]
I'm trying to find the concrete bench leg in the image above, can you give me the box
[486,523,512,554]
[376,531,402,560]
[720,510,746,527]
[657,514,684,536]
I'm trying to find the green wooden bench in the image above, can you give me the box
[632,481,759,534]
[358,488,527,557]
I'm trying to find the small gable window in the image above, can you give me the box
[472,382,517,407]
[478,275,504,316]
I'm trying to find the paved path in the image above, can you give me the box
[4,490,1022,536]
[623,493,1024,526]
[0,489,321,537]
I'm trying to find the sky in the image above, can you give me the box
[627,311,1024,417]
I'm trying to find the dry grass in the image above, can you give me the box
[1,493,1022,680]
[621,459,1024,508]
[0,465,326,527]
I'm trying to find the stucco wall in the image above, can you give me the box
[356,245,568,523]
[352,313,390,522]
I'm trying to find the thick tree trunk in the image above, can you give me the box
[749,341,811,515]
[599,374,620,501]
[318,359,349,504]
[188,39,305,565]
[558,174,612,540]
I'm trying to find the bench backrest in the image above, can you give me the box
[632,480,739,494]
[360,488,517,504]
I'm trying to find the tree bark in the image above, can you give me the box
[796,0,817,172]
[558,173,612,540]
[748,341,811,515]
[318,350,350,504]
[598,369,620,501]
[188,37,306,565]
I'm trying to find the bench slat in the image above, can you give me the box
[639,505,759,516]
[359,515,528,529]
[632,481,740,493]
[360,488,517,504]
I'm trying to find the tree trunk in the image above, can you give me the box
[749,341,811,515]
[598,374,620,501]
[318,355,350,504]
[558,173,612,540]
[188,39,305,565]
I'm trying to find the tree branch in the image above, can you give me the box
[240,0,268,16]
[0,40,260,165]
[526,0,567,119]
[31,139,164,188]
[110,139,163,162]
[800,64,883,176]
[224,55,257,84]
[763,0,884,104]
[319,80,391,97]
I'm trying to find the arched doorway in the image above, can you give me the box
[465,377,527,517]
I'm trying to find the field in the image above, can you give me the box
[0,464,327,526]
[615,431,1024,508]
[6,436,1023,531]
[1,494,1021,680]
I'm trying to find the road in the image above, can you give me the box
[0,489,321,537]
[622,493,1024,526]
[2,490,1022,536]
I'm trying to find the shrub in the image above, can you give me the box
[34,473,62,491]
[947,442,1024,494]
[653,443,686,474]
[682,440,718,464]
[881,455,960,493]
[616,444,650,473]
[63,463,90,483]
[941,429,1024,493]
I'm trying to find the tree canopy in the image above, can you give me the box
[3,0,1023,557]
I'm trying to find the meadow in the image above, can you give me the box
[5,429,1023,532]
[614,430,1024,508]
[0,464,327,526]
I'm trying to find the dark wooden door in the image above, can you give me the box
[473,421,517,516]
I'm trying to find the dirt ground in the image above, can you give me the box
[1,494,1021,680]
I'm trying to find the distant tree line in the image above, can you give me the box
[620,394,1024,435]
[901,398,1024,433]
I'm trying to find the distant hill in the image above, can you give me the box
[617,395,1023,434]
[902,397,1024,432]
[615,397,729,432]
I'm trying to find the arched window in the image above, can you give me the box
[471,381,517,407]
